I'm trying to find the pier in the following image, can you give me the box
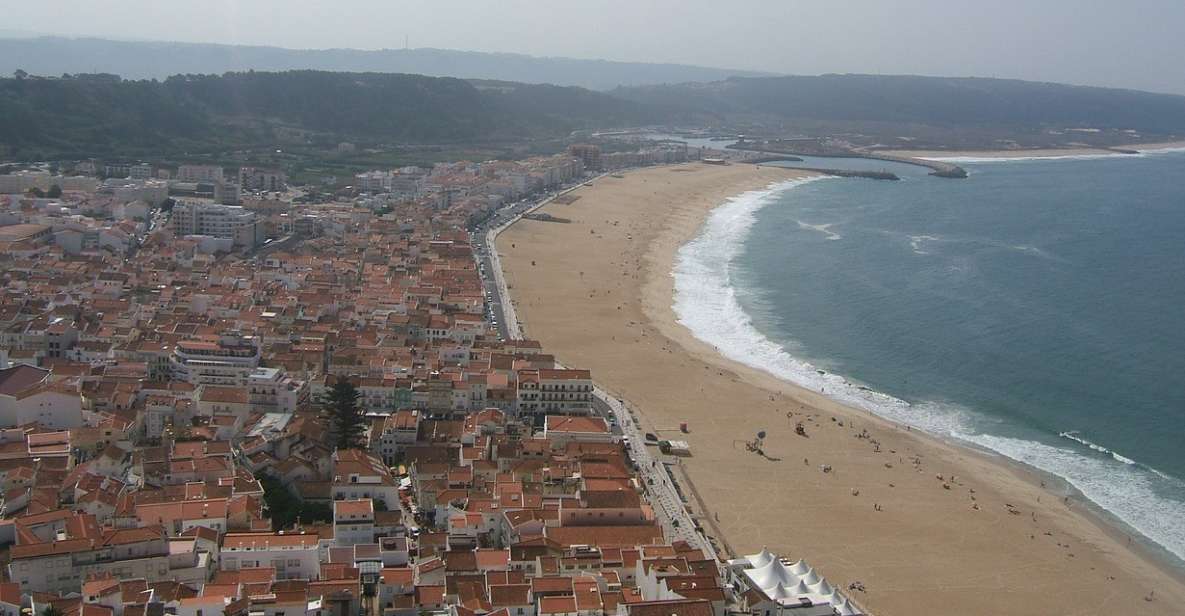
[729,141,968,179]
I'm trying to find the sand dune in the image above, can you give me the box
[497,162,1185,615]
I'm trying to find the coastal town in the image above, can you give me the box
[0,141,865,616]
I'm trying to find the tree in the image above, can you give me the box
[47,184,62,198]
[319,378,367,450]
[42,606,63,616]
[259,473,332,530]
[13,69,27,80]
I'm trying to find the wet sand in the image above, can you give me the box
[497,162,1185,615]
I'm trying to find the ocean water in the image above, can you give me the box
[672,149,1185,566]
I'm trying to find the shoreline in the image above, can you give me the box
[498,162,1185,615]
[877,140,1185,161]
[668,169,1185,578]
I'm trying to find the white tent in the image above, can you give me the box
[787,580,811,596]
[745,547,776,569]
[746,558,796,589]
[735,549,863,615]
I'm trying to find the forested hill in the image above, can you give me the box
[613,74,1185,136]
[0,71,655,158]
[3,70,1184,160]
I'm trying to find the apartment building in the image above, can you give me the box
[176,164,225,184]
[239,167,288,192]
[8,526,170,593]
[171,200,260,248]
[170,335,261,386]
[0,365,84,429]
[517,369,593,416]
[221,532,321,580]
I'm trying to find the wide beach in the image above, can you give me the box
[497,162,1185,615]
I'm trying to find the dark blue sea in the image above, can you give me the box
[672,148,1185,565]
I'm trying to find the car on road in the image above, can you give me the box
[645,432,659,442]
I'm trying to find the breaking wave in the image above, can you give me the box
[672,178,1185,565]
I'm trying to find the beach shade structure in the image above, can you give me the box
[748,547,776,568]
[811,578,834,596]
[749,559,795,588]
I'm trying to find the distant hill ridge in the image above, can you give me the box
[612,73,1185,134]
[0,70,657,159]
[1,67,1183,161]
[0,36,774,90]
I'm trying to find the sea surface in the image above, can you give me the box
[672,148,1185,567]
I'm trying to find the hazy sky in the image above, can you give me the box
[4,0,1185,94]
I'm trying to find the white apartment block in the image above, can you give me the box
[8,530,170,594]
[0,365,83,429]
[176,164,225,184]
[332,499,376,547]
[171,200,260,248]
[239,166,288,192]
[170,336,261,387]
[221,532,321,580]
[248,367,305,413]
[516,368,593,415]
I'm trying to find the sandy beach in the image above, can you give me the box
[497,162,1185,615]
[879,140,1185,160]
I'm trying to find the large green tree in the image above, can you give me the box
[319,378,367,450]
[259,473,332,530]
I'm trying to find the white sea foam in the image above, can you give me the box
[908,234,940,255]
[672,178,1185,564]
[1059,431,1137,465]
[796,220,842,240]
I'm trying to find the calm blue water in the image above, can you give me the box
[673,149,1185,565]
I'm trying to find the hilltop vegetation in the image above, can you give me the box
[0,70,654,159]
[2,69,1184,162]
[614,74,1185,147]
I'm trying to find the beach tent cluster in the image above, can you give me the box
[726,548,861,615]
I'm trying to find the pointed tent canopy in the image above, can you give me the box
[746,547,776,569]
[788,559,810,575]
[811,579,833,596]
[836,598,859,615]
[748,558,796,589]
[800,568,821,586]
[788,580,811,596]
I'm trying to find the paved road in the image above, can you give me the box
[593,390,713,552]
[474,171,722,565]
[476,177,604,340]
[471,191,568,340]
